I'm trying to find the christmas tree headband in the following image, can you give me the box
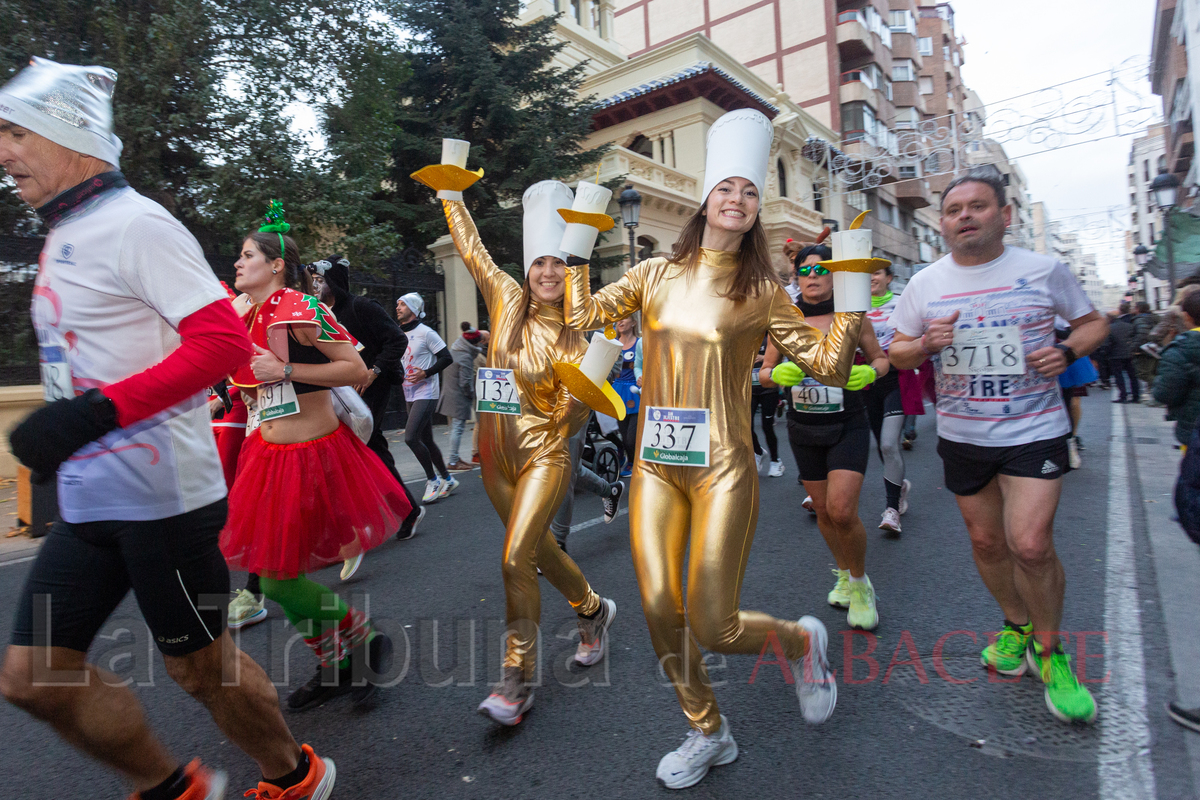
[259,199,290,261]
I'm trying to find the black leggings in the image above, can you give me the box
[617,412,639,466]
[750,390,780,461]
[405,399,449,481]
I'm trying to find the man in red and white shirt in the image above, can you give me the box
[0,57,334,800]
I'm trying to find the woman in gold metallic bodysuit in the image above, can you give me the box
[563,115,863,786]
[437,183,616,727]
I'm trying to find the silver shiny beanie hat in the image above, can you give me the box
[0,56,123,166]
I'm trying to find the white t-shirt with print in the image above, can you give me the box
[402,323,446,402]
[890,246,1094,447]
[867,292,899,351]
[34,187,229,523]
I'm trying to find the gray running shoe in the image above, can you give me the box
[477,666,534,726]
[575,597,616,665]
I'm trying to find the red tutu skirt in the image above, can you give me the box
[220,423,412,578]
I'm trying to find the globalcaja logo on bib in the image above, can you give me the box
[61,244,74,260]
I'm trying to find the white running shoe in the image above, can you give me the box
[422,478,442,503]
[768,459,785,477]
[754,452,764,473]
[1067,436,1082,470]
[438,475,460,499]
[655,715,738,789]
[575,597,616,665]
[793,616,837,724]
[879,507,902,535]
[801,495,816,515]
[227,589,267,629]
[898,478,911,515]
[340,553,364,581]
[477,666,534,726]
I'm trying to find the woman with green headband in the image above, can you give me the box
[220,202,412,713]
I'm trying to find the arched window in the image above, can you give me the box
[637,236,656,260]
[813,183,824,213]
[629,135,654,159]
[777,158,788,198]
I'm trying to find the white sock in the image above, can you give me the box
[848,574,867,583]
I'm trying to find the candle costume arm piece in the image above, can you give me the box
[551,379,590,439]
[765,286,864,387]
[563,258,648,330]
[442,199,523,312]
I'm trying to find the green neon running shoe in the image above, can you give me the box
[980,620,1032,676]
[827,569,851,609]
[1027,641,1097,723]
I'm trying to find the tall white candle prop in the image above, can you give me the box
[828,228,873,313]
[439,139,470,201]
[559,182,613,258]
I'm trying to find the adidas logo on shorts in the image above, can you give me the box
[1041,459,1060,474]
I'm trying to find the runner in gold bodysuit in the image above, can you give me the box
[563,109,863,789]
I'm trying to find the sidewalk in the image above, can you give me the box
[1124,399,1200,790]
[0,477,38,566]
[384,420,480,486]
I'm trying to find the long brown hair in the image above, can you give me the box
[245,230,312,295]
[667,205,780,302]
[505,279,584,355]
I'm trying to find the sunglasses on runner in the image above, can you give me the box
[796,265,831,277]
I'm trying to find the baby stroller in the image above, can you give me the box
[581,413,621,484]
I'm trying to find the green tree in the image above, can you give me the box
[360,0,609,278]
[0,0,398,258]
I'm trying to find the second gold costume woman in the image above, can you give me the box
[563,109,863,789]
[434,178,616,726]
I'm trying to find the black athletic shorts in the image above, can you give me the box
[787,412,871,482]
[937,435,1071,497]
[11,500,230,657]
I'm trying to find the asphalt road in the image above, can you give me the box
[0,393,1193,799]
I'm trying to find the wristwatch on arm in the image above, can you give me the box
[283,363,293,380]
[1053,343,1077,367]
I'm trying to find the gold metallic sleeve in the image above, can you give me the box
[442,199,522,312]
[766,286,864,387]
[563,259,648,331]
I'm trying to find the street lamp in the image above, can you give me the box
[1133,243,1150,306]
[617,182,642,271]
[1150,169,1181,299]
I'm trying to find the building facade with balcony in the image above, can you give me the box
[1127,124,1172,309]
[1153,0,1197,200]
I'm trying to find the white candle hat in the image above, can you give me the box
[699,108,773,211]
[522,180,574,275]
[559,181,613,260]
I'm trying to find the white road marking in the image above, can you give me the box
[1100,404,1156,799]
[570,507,628,533]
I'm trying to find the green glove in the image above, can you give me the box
[770,362,806,387]
[845,364,878,391]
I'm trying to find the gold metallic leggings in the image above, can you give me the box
[631,461,810,735]
[482,451,601,678]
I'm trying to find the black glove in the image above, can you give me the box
[565,255,590,268]
[10,389,119,478]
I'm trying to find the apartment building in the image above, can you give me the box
[442,0,1030,297]
[1127,124,1172,309]
[1152,0,1196,199]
